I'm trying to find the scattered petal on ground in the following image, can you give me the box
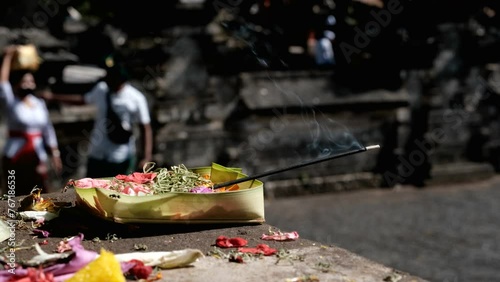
[238,244,277,256]
[261,231,299,241]
[215,236,248,248]
[114,249,204,269]
[32,229,50,238]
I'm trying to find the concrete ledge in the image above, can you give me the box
[166,246,427,282]
[0,190,427,281]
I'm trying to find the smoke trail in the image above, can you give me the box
[267,72,363,160]
[218,8,364,167]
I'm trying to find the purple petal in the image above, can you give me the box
[189,186,213,193]
[0,267,28,281]
[0,234,131,282]
[48,233,98,276]
[33,228,50,238]
[121,261,136,273]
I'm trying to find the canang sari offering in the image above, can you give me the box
[71,163,265,224]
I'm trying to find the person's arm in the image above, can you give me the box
[48,144,62,176]
[40,80,106,105]
[1,46,16,83]
[137,123,153,171]
[39,90,86,105]
[0,46,17,105]
[41,101,63,175]
[135,91,153,171]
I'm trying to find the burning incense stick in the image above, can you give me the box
[213,144,381,189]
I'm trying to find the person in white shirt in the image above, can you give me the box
[315,30,336,66]
[43,64,153,178]
[0,45,62,195]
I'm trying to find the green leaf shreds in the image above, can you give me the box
[152,164,212,194]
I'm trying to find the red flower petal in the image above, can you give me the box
[237,247,261,255]
[115,172,157,184]
[256,244,278,256]
[115,174,129,181]
[128,259,145,266]
[127,259,152,280]
[215,236,248,248]
[238,244,277,256]
[9,267,55,282]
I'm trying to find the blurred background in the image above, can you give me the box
[1,0,499,190]
[1,1,500,280]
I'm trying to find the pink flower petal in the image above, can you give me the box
[74,178,111,189]
[92,179,112,188]
[73,178,94,188]
[261,231,299,241]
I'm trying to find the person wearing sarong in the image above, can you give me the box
[0,45,62,195]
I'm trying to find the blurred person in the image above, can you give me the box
[315,30,336,66]
[42,63,153,178]
[0,45,62,195]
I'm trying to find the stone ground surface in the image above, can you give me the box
[0,189,426,282]
[164,246,424,282]
[1,162,493,281]
[265,174,500,282]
